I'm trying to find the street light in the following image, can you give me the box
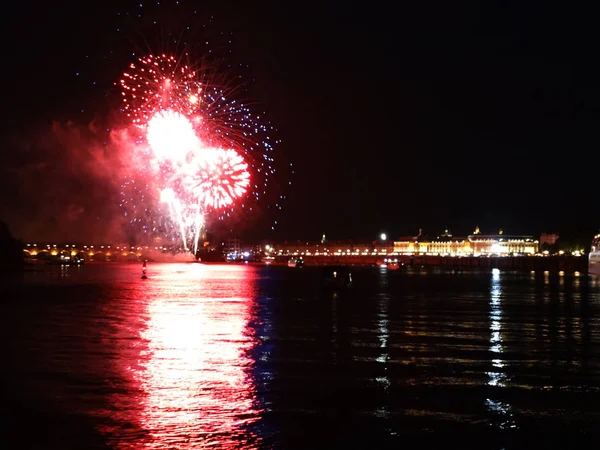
[380,233,387,241]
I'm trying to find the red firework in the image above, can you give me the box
[183,148,250,210]
[119,54,202,125]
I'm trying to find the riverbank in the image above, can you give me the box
[263,255,588,273]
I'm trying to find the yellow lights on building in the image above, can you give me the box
[393,234,538,257]
[263,232,540,258]
[23,230,542,263]
[394,240,472,256]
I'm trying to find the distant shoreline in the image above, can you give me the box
[18,256,591,275]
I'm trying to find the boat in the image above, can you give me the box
[590,233,600,276]
[46,253,84,265]
[382,258,400,270]
[288,257,304,268]
[322,266,353,289]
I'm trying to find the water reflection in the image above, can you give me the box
[6,263,600,447]
[376,268,390,367]
[331,291,339,362]
[130,264,261,448]
[375,268,391,418]
[486,268,516,429]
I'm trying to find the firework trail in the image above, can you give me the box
[118,51,257,253]
[69,2,291,248]
[183,147,249,254]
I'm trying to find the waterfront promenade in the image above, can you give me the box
[22,243,588,273]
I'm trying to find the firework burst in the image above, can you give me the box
[146,109,200,164]
[120,54,203,125]
[117,53,259,252]
[116,49,279,248]
[183,148,250,210]
[73,4,291,248]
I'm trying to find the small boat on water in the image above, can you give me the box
[46,254,84,266]
[322,266,353,289]
[382,258,400,270]
[288,258,304,268]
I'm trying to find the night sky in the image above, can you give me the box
[2,1,598,243]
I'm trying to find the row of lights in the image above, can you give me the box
[26,244,171,251]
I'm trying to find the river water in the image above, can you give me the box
[1,263,599,448]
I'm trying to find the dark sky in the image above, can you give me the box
[2,1,599,243]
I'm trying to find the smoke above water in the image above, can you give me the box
[0,119,134,243]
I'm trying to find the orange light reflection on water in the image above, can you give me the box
[130,264,261,448]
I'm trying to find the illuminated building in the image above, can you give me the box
[224,238,241,260]
[24,228,539,261]
[590,233,600,275]
[393,228,538,256]
[271,229,537,258]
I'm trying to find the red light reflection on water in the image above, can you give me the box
[129,264,260,448]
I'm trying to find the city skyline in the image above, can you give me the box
[9,219,598,247]
[1,1,598,243]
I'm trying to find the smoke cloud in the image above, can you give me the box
[0,114,286,245]
[0,119,133,243]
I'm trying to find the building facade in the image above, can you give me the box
[393,233,538,256]
[270,231,538,258]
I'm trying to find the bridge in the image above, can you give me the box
[22,243,187,262]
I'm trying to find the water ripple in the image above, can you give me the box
[1,264,600,447]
